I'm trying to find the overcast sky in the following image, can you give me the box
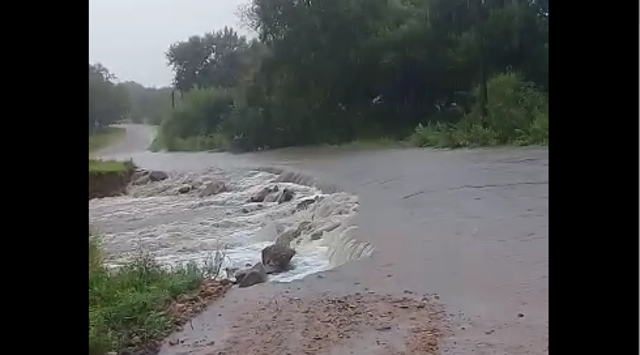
[89,0,250,87]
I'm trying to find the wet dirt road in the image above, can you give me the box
[98,125,548,355]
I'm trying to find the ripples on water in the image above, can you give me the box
[89,167,374,282]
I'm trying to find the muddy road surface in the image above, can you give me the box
[96,124,548,355]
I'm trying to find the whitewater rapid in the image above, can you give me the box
[89,166,374,282]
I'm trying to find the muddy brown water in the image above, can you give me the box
[96,124,548,355]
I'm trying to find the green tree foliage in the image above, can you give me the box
[410,72,548,148]
[161,88,234,139]
[89,63,130,132]
[119,81,172,125]
[166,27,254,92]
[156,0,548,151]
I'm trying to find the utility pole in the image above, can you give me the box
[476,0,489,119]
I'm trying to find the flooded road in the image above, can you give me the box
[96,124,548,355]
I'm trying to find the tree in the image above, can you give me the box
[89,63,130,132]
[119,81,172,124]
[166,27,252,92]
[158,0,548,151]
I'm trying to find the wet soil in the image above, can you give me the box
[120,279,233,355]
[89,167,135,199]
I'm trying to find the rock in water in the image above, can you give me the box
[250,185,278,203]
[130,170,150,185]
[275,221,311,246]
[148,170,168,182]
[295,198,315,211]
[131,169,149,180]
[199,180,227,197]
[131,175,150,185]
[178,185,191,194]
[294,195,323,213]
[275,229,297,247]
[261,244,296,274]
[277,188,295,204]
[237,262,268,288]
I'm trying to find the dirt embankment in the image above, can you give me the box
[89,163,136,199]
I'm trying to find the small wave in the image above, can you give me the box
[89,166,373,282]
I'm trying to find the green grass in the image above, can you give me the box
[89,159,132,173]
[89,127,125,153]
[151,130,410,153]
[408,72,549,149]
[408,113,548,149]
[330,137,411,149]
[88,234,225,355]
[149,132,228,152]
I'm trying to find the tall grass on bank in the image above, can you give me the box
[88,235,224,355]
[149,131,228,152]
[89,127,126,153]
[410,72,548,148]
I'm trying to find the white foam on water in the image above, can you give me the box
[89,167,372,283]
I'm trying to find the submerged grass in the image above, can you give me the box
[88,234,227,355]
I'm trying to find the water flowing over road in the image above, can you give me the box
[92,124,548,355]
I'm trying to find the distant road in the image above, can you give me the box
[94,124,156,158]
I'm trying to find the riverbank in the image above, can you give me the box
[95,125,548,355]
[151,127,548,153]
[149,133,412,153]
[88,160,371,354]
[90,127,126,154]
[149,116,548,153]
[89,157,233,355]
[89,235,231,355]
[89,159,136,199]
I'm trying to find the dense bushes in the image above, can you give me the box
[155,72,548,152]
[410,72,548,148]
[163,88,234,138]
[152,0,548,152]
[150,88,234,151]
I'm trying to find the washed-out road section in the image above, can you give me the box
[96,124,548,355]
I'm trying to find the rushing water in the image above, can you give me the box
[95,125,548,354]
[89,166,373,282]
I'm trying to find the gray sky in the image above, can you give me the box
[89,0,250,88]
